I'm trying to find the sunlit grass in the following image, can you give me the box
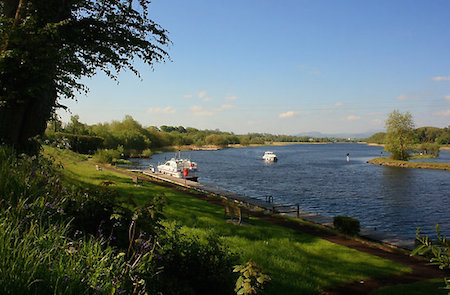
[44,146,412,294]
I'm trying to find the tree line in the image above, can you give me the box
[367,126,450,145]
[45,114,347,156]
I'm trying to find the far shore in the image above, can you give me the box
[362,142,450,151]
[163,141,330,152]
[368,157,450,171]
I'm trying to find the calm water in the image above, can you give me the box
[126,144,450,239]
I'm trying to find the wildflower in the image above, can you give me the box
[66,246,76,254]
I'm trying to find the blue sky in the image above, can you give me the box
[58,0,450,135]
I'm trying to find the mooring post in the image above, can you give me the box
[296,204,299,218]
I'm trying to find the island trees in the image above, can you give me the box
[384,110,415,160]
[0,0,169,152]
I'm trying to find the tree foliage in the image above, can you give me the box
[412,225,450,293]
[384,110,415,160]
[0,0,170,152]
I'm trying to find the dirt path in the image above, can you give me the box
[101,165,448,294]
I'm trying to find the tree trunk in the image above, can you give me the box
[0,86,56,153]
[1,0,60,153]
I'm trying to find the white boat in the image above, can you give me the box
[262,151,277,162]
[157,153,198,181]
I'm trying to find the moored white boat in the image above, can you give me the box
[262,151,277,162]
[157,153,198,181]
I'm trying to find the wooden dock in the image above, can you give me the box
[137,169,415,250]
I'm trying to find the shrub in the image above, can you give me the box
[234,260,271,295]
[333,216,360,236]
[418,142,440,156]
[93,148,121,164]
[46,132,103,154]
[142,148,152,157]
[411,225,449,293]
[150,224,238,295]
[0,145,153,294]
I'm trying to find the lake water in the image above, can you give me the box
[125,143,450,239]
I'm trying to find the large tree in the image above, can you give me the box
[384,110,415,161]
[0,0,169,152]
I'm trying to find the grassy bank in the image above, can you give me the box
[368,157,450,170]
[45,147,413,294]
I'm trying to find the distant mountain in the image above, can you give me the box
[295,130,383,139]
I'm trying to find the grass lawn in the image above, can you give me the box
[45,147,411,294]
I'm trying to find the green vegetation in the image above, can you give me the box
[0,145,238,294]
[366,126,449,147]
[384,110,415,160]
[0,1,169,152]
[412,226,450,293]
[44,146,412,294]
[45,114,354,157]
[333,216,360,236]
[368,157,450,170]
[234,260,271,295]
[369,279,448,295]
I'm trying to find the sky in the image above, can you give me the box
[58,0,450,135]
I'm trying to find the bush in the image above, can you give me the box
[418,142,440,156]
[411,225,449,293]
[142,148,152,157]
[333,216,360,236]
[46,132,103,154]
[151,224,238,295]
[234,260,271,295]
[93,148,121,164]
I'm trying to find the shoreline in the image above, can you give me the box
[122,166,417,250]
[368,157,450,171]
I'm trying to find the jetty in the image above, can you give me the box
[133,169,415,250]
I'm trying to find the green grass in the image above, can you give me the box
[45,147,412,294]
[369,279,448,295]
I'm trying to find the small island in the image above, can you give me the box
[366,111,449,171]
[368,157,450,171]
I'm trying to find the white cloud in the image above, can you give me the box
[183,94,193,99]
[279,111,298,118]
[190,105,213,116]
[445,95,450,102]
[203,97,213,102]
[334,102,343,107]
[225,95,238,101]
[396,94,408,100]
[434,109,450,116]
[346,115,361,121]
[197,90,207,98]
[431,76,450,82]
[432,76,450,81]
[147,106,176,114]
